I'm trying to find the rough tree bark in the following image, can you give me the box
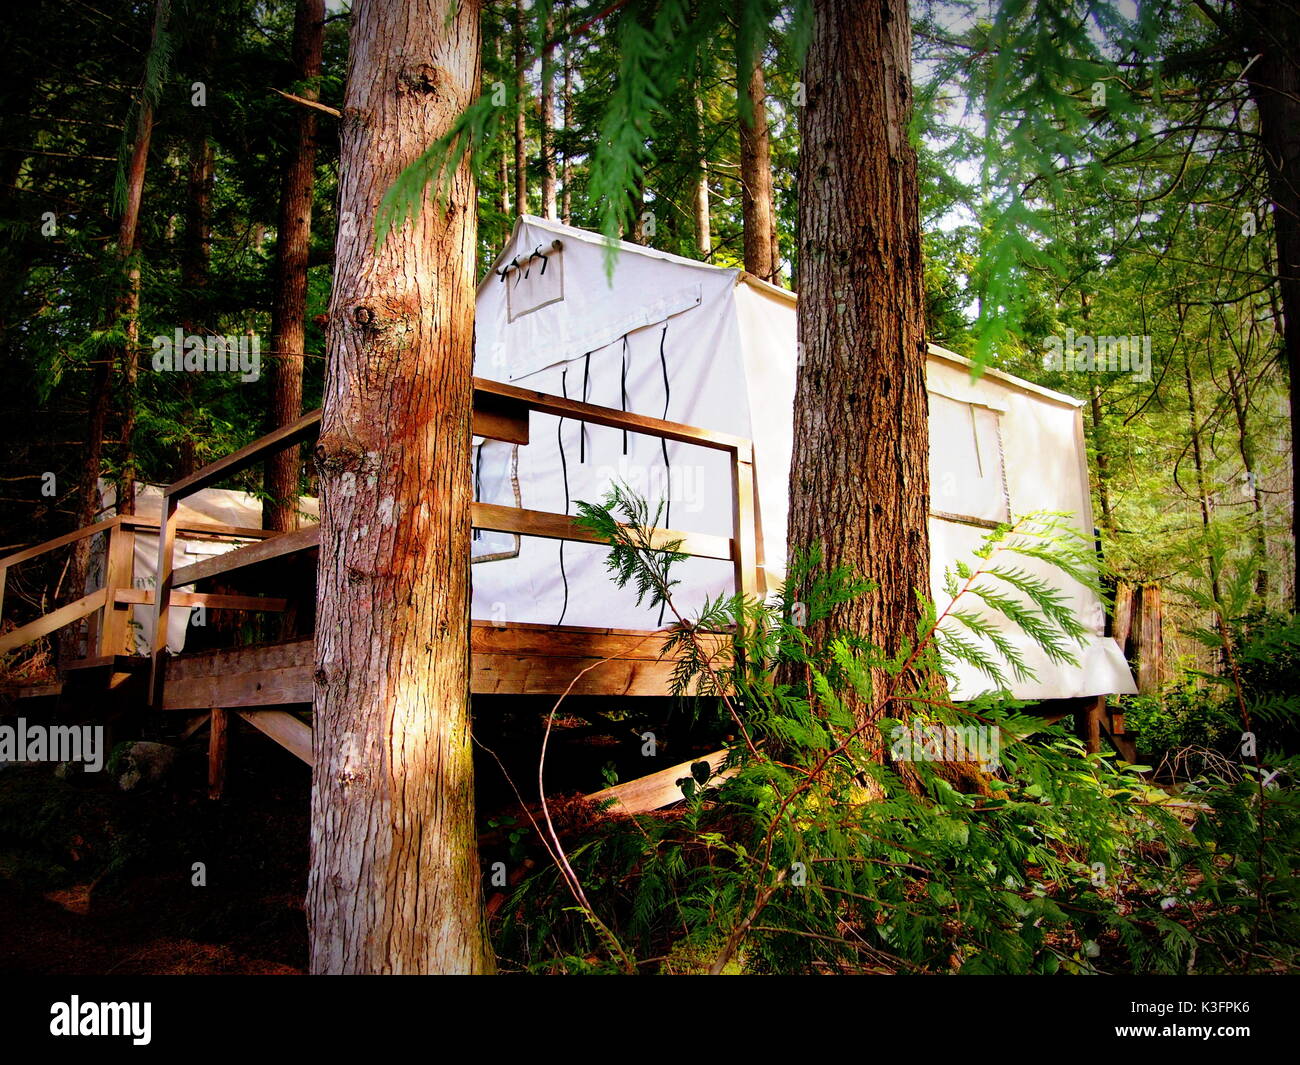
[1239,0,1300,606]
[788,0,930,728]
[738,42,778,282]
[264,0,325,533]
[307,0,494,974]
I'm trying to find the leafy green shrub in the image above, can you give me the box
[1121,680,1236,761]
[490,489,1300,975]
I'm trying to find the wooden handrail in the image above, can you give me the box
[147,377,764,708]
[0,515,123,572]
[472,377,754,458]
[166,409,323,499]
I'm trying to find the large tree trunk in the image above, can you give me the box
[264,0,325,533]
[1240,0,1300,607]
[788,0,930,728]
[307,0,493,975]
[738,42,778,282]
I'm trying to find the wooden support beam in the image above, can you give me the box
[0,588,108,655]
[208,708,228,800]
[180,712,212,741]
[585,749,734,815]
[238,710,313,766]
[1075,695,1105,754]
[472,387,530,445]
[162,639,315,709]
[159,624,725,708]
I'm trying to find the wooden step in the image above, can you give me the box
[62,653,149,674]
[0,680,62,700]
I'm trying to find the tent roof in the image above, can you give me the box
[479,216,1083,410]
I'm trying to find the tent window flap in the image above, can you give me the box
[929,393,1011,524]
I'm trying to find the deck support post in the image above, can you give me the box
[148,493,179,709]
[208,707,229,800]
[1075,694,1105,754]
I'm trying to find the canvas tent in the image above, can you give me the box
[471,216,1136,701]
[105,215,1135,703]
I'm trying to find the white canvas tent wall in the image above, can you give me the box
[472,216,1135,701]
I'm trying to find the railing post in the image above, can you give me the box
[148,494,179,708]
[99,518,136,657]
[731,445,760,603]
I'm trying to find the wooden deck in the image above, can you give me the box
[0,378,760,803]
[158,621,716,712]
[0,374,1135,797]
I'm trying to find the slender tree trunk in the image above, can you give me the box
[694,84,711,256]
[1080,294,1115,536]
[495,30,511,236]
[513,0,527,216]
[1089,383,1115,534]
[307,0,493,974]
[738,39,778,283]
[788,0,930,727]
[539,8,557,219]
[1227,361,1269,597]
[178,130,213,479]
[264,0,325,533]
[67,0,166,626]
[1183,341,1223,608]
[561,25,572,224]
[179,13,217,481]
[114,0,170,519]
[1240,0,1300,607]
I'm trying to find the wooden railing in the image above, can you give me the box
[147,377,764,706]
[0,513,277,660]
[0,377,763,704]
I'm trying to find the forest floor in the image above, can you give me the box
[0,733,311,975]
[0,696,712,974]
